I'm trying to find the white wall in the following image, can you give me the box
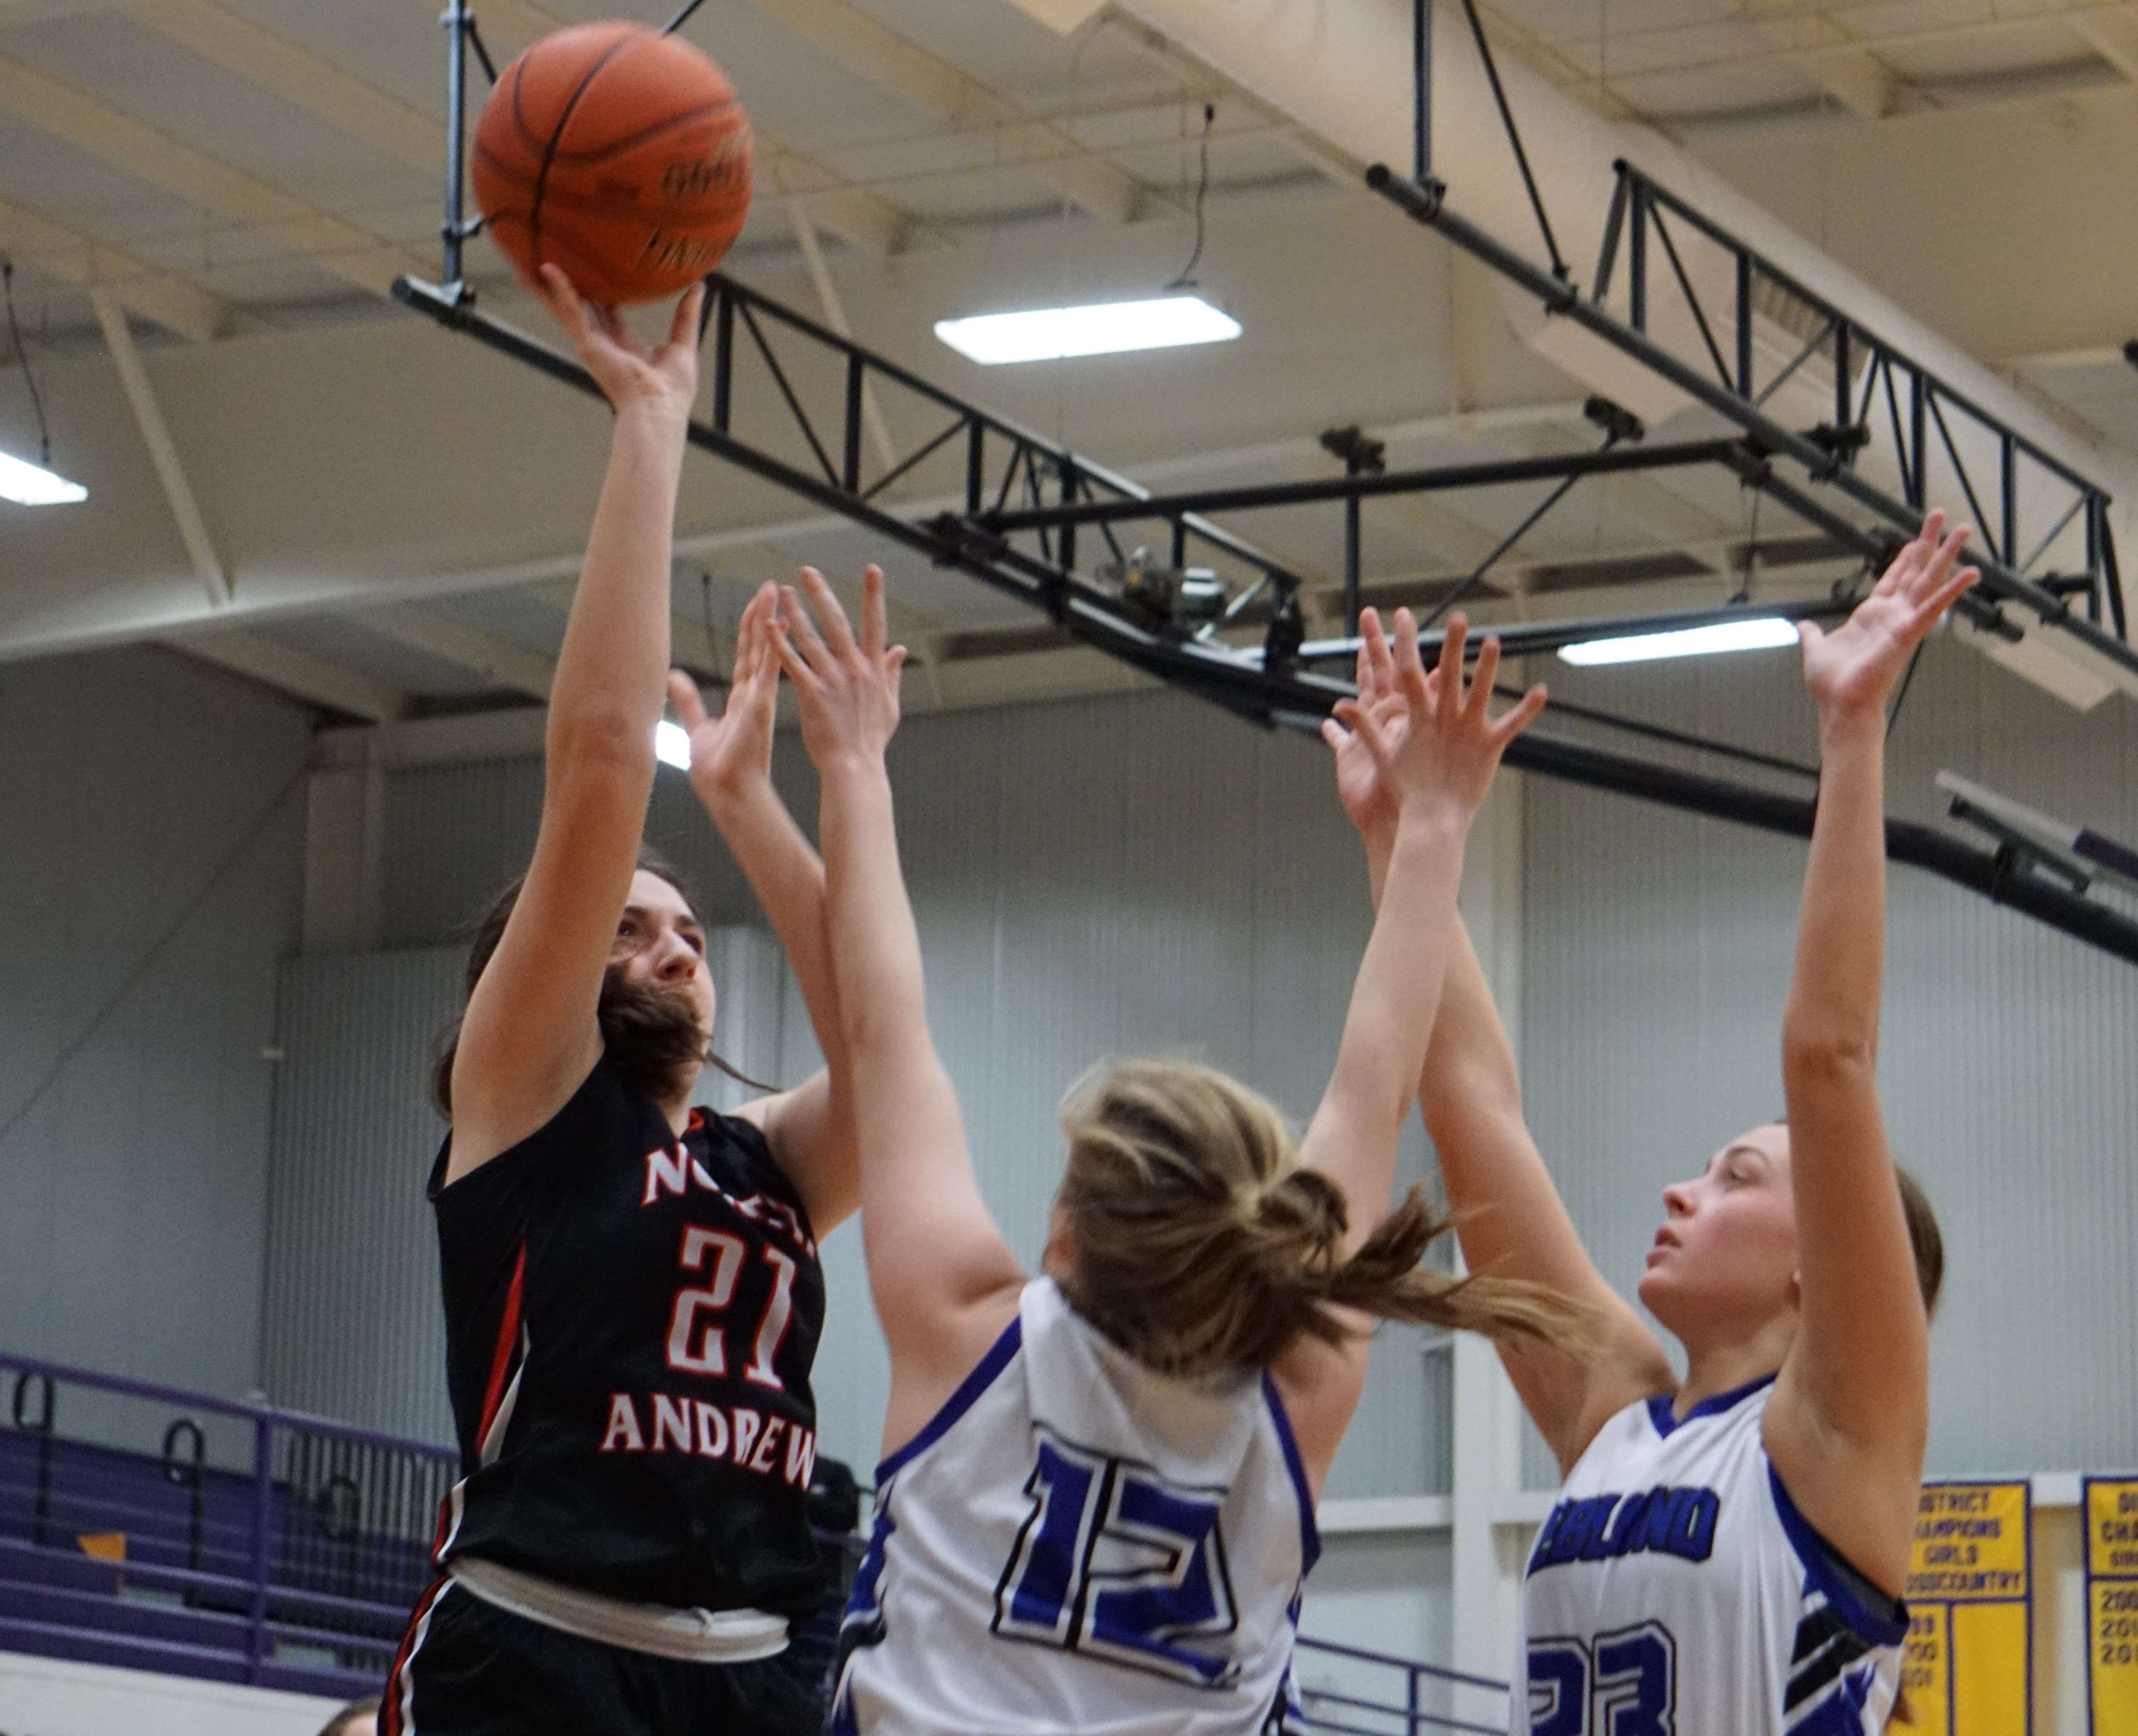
[0,645,308,1407]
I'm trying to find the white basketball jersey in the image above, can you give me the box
[830,1278,1317,1735]
[1516,1375,1908,1736]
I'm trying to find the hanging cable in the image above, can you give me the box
[1730,485,1763,604]
[1886,640,1927,741]
[1164,104,1216,292]
[2,260,57,468]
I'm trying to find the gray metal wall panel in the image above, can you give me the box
[384,757,767,948]
[258,946,463,1443]
[330,690,1448,1493]
[0,646,307,1403]
[1524,641,2138,1476]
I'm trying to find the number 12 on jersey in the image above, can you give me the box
[1529,1623,1676,1735]
[994,1431,1242,1688]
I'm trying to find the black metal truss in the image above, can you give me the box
[396,0,2138,962]
[1378,8,2129,666]
[394,274,2138,964]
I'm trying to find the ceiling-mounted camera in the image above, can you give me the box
[1099,545,1228,636]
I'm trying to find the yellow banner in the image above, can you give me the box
[2089,1478,2138,1736]
[1899,1481,2031,1735]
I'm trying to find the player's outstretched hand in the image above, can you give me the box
[669,582,778,806]
[1800,507,1978,723]
[772,565,908,772]
[1331,609,1545,829]
[532,263,702,423]
[1323,607,1411,846]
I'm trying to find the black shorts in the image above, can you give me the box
[382,1579,826,1736]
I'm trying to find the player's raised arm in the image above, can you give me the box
[771,568,1026,1454]
[445,272,705,1183]
[1327,610,1673,1473]
[1278,613,1572,1480]
[1765,512,1978,1592]
[1295,613,1539,1232]
[670,583,858,1235]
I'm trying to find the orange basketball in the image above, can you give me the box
[473,22,753,307]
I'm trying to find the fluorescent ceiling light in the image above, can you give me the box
[0,448,86,505]
[935,297,1241,365]
[1559,616,1800,667]
[655,720,691,770]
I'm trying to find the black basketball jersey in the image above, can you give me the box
[427,1059,827,1619]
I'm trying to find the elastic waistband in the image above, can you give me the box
[446,1557,789,1664]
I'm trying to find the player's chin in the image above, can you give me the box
[1635,1261,1681,1319]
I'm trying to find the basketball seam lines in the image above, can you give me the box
[546,103,745,169]
[524,32,646,280]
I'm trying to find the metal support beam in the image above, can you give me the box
[1807,44,1900,120]
[0,52,430,297]
[2075,11,2138,79]
[0,194,226,342]
[1367,162,2138,685]
[91,292,230,607]
[727,0,1151,224]
[363,602,555,701]
[395,272,2138,964]
[983,438,1744,532]
[127,0,440,172]
[170,627,409,721]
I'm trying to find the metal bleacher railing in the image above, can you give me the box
[0,1349,456,1698]
[1,1348,1507,1726]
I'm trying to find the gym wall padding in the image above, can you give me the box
[0,644,308,1411]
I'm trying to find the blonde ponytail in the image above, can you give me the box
[1055,1061,1590,1382]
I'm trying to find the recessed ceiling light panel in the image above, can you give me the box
[934,297,1242,365]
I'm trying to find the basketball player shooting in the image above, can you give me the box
[383,272,855,1736]
[1327,517,1978,1733]
[770,568,1588,1734]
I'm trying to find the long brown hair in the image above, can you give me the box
[1052,1060,1591,1381]
[1895,1165,1944,1316]
[431,845,773,1117]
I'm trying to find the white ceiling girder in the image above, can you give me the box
[125,0,441,174]
[91,291,230,605]
[168,625,411,720]
[1806,44,1900,121]
[0,50,431,297]
[734,0,1150,224]
[362,601,556,700]
[0,191,226,340]
[2073,12,2138,81]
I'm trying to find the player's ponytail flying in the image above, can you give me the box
[1054,1059,1588,1381]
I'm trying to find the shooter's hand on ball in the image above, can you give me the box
[532,262,703,423]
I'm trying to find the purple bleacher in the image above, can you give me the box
[1,1350,454,1699]
[2,1349,1505,1730]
